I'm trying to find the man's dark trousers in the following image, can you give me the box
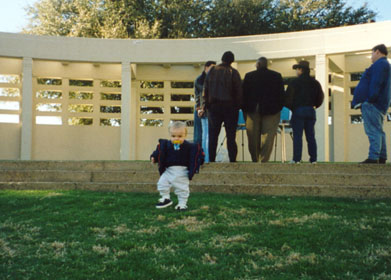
[208,103,239,162]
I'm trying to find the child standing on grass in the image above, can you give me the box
[150,121,204,211]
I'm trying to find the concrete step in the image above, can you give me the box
[0,160,151,171]
[0,160,390,174]
[0,160,390,199]
[1,169,390,187]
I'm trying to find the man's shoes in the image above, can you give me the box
[360,158,379,164]
[156,198,173,209]
[379,158,387,164]
[289,160,300,164]
[175,205,188,211]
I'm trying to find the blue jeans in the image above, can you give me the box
[201,117,209,162]
[193,107,202,145]
[290,106,317,162]
[361,102,387,160]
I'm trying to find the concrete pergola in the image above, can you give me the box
[0,21,391,162]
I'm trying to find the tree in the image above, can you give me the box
[23,0,376,39]
[270,0,375,33]
[206,0,275,37]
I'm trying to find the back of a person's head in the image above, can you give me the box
[205,60,216,67]
[222,51,235,65]
[256,57,268,69]
[373,44,388,56]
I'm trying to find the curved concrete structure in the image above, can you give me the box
[0,21,391,162]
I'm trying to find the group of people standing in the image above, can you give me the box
[151,44,390,211]
[193,51,325,164]
[194,45,391,164]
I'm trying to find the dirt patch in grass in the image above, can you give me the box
[0,238,17,258]
[269,212,332,226]
[92,244,110,255]
[210,234,250,248]
[166,216,213,232]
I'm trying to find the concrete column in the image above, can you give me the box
[315,54,329,162]
[120,60,132,160]
[331,75,347,162]
[20,57,33,160]
[129,64,137,160]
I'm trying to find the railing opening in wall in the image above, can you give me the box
[34,77,122,127]
[139,80,195,128]
[349,71,364,124]
[0,75,21,124]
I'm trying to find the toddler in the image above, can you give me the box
[150,121,204,211]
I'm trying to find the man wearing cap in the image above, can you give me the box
[242,57,284,163]
[284,60,324,164]
[202,51,243,162]
[352,44,391,164]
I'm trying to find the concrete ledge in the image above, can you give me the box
[1,161,390,199]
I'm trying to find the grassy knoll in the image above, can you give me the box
[1,190,390,279]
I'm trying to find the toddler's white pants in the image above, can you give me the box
[157,166,189,207]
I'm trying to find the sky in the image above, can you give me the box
[0,0,390,33]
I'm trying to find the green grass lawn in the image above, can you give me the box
[1,190,391,280]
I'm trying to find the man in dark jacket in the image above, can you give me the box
[242,57,284,162]
[202,51,242,162]
[284,60,324,164]
[352,44,391,164]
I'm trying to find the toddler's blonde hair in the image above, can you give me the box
[168,121,188,135]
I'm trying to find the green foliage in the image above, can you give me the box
[100,93,122,100]
[24,0,376,38]
[0,88,21,97]
[68,117,93,125]
[1,190,391,279]
[37,78,62,85]
[68,104,94,113]
[270,0,375,32]
[100,80,122,88]
[69,79,93,87]
[206,0,275,37]
[140,93,164,102]
[100,105,121,113]
[69,91,94,100]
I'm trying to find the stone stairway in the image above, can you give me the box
[0,161,390,198]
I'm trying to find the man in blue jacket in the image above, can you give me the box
[352,44,391,164]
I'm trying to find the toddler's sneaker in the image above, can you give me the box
[175,205,188,211]
[156,198,173,209]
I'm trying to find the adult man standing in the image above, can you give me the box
[242,57,284,162]
[202,51,242,162]
[284,60,324,164]
[352,44,391,164]
[194,60,216,163]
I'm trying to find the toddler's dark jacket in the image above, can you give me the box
[150,139,204,180]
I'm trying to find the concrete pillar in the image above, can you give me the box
[129,64,137,160]
[120,60,133,160]
[315,54,329,162]
[20,57,33,160]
